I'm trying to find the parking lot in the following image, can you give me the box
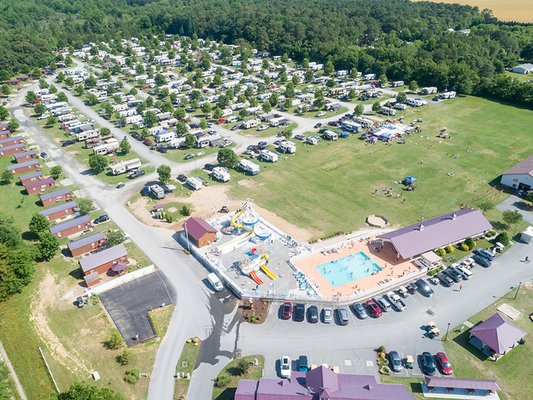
[100,270,176,346]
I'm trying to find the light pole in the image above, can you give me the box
[514,281,522,300]
[444,322,451,341]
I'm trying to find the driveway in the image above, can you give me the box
[496,194,533,225]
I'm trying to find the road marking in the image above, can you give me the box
[344,359,352,366]
[366,360,374,367]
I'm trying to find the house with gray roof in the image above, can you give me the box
[235,365,415,400]
[68,232,106,257]
[379,209,492,260]
[79,244,128,287]
[500,154,533,191]
[39,201,78,222]
[469,313,527,360]
[512,63,533,75]
[49,215,91,238]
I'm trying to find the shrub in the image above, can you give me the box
[444,245,454,254]
[464,237,475,250]
[495,232,510,246]
[165,214,174,223]
[236,360,251,376]
[377,345,386,354]
[116,349,131,365]
[436,248,446,257]
[181,205,191,216]
[106,330,124,350]
[460,243,470,251]
[214,374,231,388]
[124,368,140,384]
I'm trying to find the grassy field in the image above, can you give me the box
[228,96,533,239]
[412,0,533,23]
[0,361,21,400]
[174,341,201,400]
[212,355,265,400]
[443,286,533,400]
[504,71,533,83]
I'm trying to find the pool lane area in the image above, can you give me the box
[317,251,382,287]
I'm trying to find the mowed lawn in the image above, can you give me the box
[229,96,533,239]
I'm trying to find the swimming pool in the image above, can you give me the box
[316,251,382,287]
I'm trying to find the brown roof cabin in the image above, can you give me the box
[6,159,40,175]
[68,232,107,257]
[182,217,217,248]
[14,150,36,163]
[0,135,24,148]
[79,244,128,287]
[39,201,78,222]
[0,130,11,140]
[19,171,43,185]
[24,177,55,194]
[0,143,26,156]
[49,215,91,238]
[39,188,72,206]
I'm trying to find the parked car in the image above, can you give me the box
[458,266,473,279]
[351,302,368,319]
[203,163,216,171]
[257,141,268,150]
[364,299,382,318]
[473,254,491,268]
[156,145,168,153]
[436,272,453,287]
[143,138,154,147]
[444,267,463,283]
[93,214,109,224]
[298,355,310,372]
[420,352,436,376]
[473,248,495,261]
[62,140,75,147]
[435,352,453,375]
[322,307,333,324]
[375,296,392,312]
[184,153,196,160]
[389,351,403,372]
[128,169,145,179]
[116,182,125,189]
[314,123,322,129]
[294,134,306,141]
[416,279,434,297]
[386,292,406,312]
[75,296,84,308]
[231,124,240,131]
[257,125,268,131]
[281,302,292,320]
[336,307,349,325]
[307,305,319,323]
[280,356,291,378]
[177,174,188,183]
[40,152,48,159]
[293,303,305,322]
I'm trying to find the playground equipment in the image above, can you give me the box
[260,265,277,280]
[231,202,260,231]
[254,222,272,240]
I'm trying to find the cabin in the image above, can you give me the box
[19,171,43,185]
[49,215,91,238]
[260,149,279,163]
[39,201,78,222]
[182,217,217,248]
[0,143,26,156]
[238,159,260,175]
[24,177,55,194]
[40,188,73,206]
[79,244,128,287]
[0,130,11,140]
[13,150,36,163]
[6,159,41,175]
[0,135,24,148]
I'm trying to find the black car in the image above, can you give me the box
[416,278,434,297]
[130,131,140,140]
[307,305,319,323]
[389,351,403,372]
[473,254,491,268]
[62,140,75,147]
[257,141,268,150]
[184,153,196,160]
[351,302,368,319]
[203,163,216,171]
[313,123,322,129]
[420,352,436,376]
[473,248,495,261]
[293,303,305,322]
[177,174,188,183]
[436,272,453,287]
[444,267,463,282]
[93,214,109,224]
[128,169,145,179]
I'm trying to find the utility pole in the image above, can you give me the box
[444,322,451,341]
[514,281,521,300]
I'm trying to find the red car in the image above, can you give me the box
[281,302,292,320]
[364,299,382,318]
[435,352,453,375]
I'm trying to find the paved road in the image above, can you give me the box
[496,195,533,225]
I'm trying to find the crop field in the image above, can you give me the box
[229,96,533,240]
[413,0,533,23]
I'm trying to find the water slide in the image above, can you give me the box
[249,271,263,285]
[216,229,254,254]
[260,265,277,280]
[254,222,272,240]
[231,210,245,229]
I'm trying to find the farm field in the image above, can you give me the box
[228,96,533,240]
[413,0,533,23]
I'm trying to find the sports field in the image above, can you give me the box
[413,0,533,23]
[229,96,533,240]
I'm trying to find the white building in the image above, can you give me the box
[512,63,533,75]
[500,155,533,191]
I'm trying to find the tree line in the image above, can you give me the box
[0,0,532,106]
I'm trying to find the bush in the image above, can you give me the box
[116,349,131,365]
[165,214,174,223]
[436,248,446,257]
[106,330,124,350]
[124,368,140,384]
[464,237,475,250]
[180,205,191,216]
[495,231,510,246]
[460,243,470,251]
[235,360,250,376]
[214,374,231,388]
[444,245,454,254]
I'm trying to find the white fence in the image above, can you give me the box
[87,265,156,296]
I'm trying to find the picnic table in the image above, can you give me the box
[404,355,414,369]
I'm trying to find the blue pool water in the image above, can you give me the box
[317,251,382,287]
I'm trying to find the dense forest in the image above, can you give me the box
[0,0,532,106]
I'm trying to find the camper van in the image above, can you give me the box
[156,130,177,143]
[207,273,223,291]
[238,159,260,175]
[323,130,338,141]
[440,91,456,99]
[149,184,166,199]
[185,177,203,191]
[92,139,119,155]
[260,149,279,162]
[109,158,142,175]
[211,167,231,182]
[278,141,296,154]
[379,107,397,116]
[341,121,362,133]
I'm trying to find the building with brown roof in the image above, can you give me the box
[79,244,128,287]
[39,188,72,206]
[24,177,55,194]
[182,217,217,248]
[68,232,107,257]
[501,154,533,190]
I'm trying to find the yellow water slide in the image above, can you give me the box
[231,209,244,229]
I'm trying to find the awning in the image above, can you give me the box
[111,262,128,272]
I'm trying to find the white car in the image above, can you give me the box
[316,111,326,117]
[306,136,319,145]
[322,307,333,323]
[257,125,268,131]
[280,356,291,378]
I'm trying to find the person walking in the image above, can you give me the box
[525,256,530,263]
[459,285,463,292]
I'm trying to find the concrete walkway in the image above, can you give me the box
[0,341,28,400]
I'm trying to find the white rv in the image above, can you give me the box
[323,130,338,141]
[341,121,362,133]
[238,159,260,175]
[278,141,296,154]
[211,167,231,182]
[156,130,177,143]
[260,149,279,162]
[440,91,457,99]
[185,177,203,191]
[93,139,119,155]
[109,158,142,175]
[379,106,397,116]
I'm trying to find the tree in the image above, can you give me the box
[354,104,364,116]
[155,73,166,86]
[37,232,59,261]
[119,139,131,155]
[106,330,124,350]
[89,155,109,173]
[116,349,131,366]
[176,122,188,136]
[34,103,46,116]
[100,127,111,137]
[144,111,157,128]
[217,148,239,169]
[185,134,197,148]
[29,213,50,236]
[77,198,94,215]
[25,91,37,104]
[129,88,138,96]
[502,210,522,233]
[324,59,335,75]
[526,191,533,204]
[50,166,62,180]
[85,93,98,106]
[124,368,140,384]
[213,107,223,119]
[199,118,208,129]
[1,170,13,184]
[157,165,171,184]
[49,84,58,94]
[408,80,419,92]
[262,101,272,113]
[174,107,186,120]
[107,230,126,247]
[0,106,8,120]
[396,92,407,103]
[74,85,84,96]
[236,359,251,376]
[1,84,10,96]
[7,119,19,132]
[180,205,191,216]
[201,103,211,115]
[46,115,57,127]
[302,57,310,69]
[372,101,382,113]
[478,201,495,212]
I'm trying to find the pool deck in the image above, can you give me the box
[292,239,419,298]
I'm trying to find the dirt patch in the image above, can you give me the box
[237,179,259,188]
[240,299,270,324]
[128,196,186,230]
[29,274,92,375]
[253,204,315,242]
